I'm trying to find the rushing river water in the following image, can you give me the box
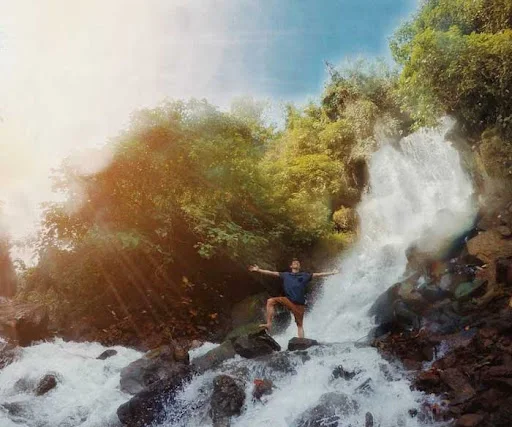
[0,121,477,427]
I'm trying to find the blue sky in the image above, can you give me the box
[0,0,417,247]
[194,0,418,101]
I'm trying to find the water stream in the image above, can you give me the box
[0,121,477,426]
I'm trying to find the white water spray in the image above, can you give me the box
[0,121,476,427]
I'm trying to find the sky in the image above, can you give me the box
[0,0,417,259]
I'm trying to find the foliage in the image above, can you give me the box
[392,0,512,137]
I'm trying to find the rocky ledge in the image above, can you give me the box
[372,202,512,426]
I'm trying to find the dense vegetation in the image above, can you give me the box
[4,0,511,344]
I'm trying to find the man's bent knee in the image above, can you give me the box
[266,298,277,308]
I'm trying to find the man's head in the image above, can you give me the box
[290,258,301,272]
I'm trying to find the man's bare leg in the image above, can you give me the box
[297,325,304,339]
[259,298,276,332]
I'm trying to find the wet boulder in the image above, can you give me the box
[293,392,359,427]
[288,337,319,351]
[120,343,189,395]
[456,413,485,426]
[331,365,357,381]
[35,373,58,396]
[97,349,117,360]
[0,342,20,370]
[497,258,512,286]
[467,230,512,264]
[192,341,236,374]
[117,363,192,427]
[210,375,245,427]
[454,279,487,300]
[252,378,273,400]
[0,303,50,346]
[232,330,280,359]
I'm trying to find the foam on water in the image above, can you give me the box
[0,339,141,427]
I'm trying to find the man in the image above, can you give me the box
[249,259,339,338]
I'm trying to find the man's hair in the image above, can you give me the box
[291,258,300,263]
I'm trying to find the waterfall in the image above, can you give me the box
[162,121,477,426]
[0,121,476,427]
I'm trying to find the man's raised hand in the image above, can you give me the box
[249,265,260,272]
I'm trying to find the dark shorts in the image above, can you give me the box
[272,297,305,326]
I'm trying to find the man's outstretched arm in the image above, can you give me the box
[249,265,280,277]
[312,269,340,278]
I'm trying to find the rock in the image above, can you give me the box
[13,304,49,346]
[365,412,374,427]
[97,349,117,360]
[355,378,374,395]
[117,363,191,427]
[288,337,319,351]
[232,330,280,359]
[120,344,189,395]
[35,373,58,396]
[440,368,475,403]
[0,342,20,370]
[331,365,357,381]
[454,279,487,300]
[415,370,441,388]
[252,378,273,400]
[467,230,512,264]
[293,392,359,427]
[192,341,236,374]
[231,293,268,328]
[456,413,485,427]
[225,323,264,341]
[497,258,512,286]
[210,375,245,427]
[498,226,512,237]
[257,351,297,375]
[368,283,400,325]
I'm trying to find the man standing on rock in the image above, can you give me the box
[249,259,339,338]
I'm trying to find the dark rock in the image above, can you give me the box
[331,365,357,381]
[97,349,117,360]
[0,342,20,370]
[454,280,487,300]
[497,258,512,286]
[252,378,273,400]
[440,368,475,403]
[355,378,374,395]
[120,344,190,395]
[288,337,318,351]
[14,305,49,346]
[490,396,512,426]
[210,375,245,427]
[117,364,192,427]
[232,330,280,359]
[456,413,485,427]
[293,392,359,427]
[415,370,440,389]
[368,283,400,325]
[365,412,374,427]
[35,373,58,396]
[192,341,236,373]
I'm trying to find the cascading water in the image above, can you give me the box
[162,120,477,427]
[0,121,476,427]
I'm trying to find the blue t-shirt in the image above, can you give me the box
[279,272,313,305]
